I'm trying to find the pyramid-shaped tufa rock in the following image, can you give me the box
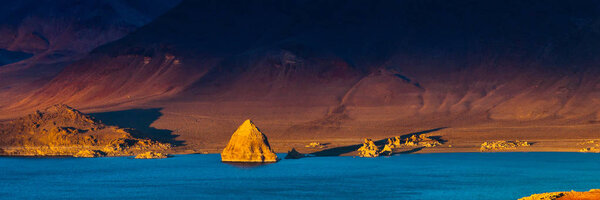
[221,119,278,162]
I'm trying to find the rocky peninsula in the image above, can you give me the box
[0,104,170,157]
[221,119,278,162]
[519,189,600,200]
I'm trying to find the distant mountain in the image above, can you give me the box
[0,0,180,108]
[9,0,600,128]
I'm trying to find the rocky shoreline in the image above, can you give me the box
[519,189,600,200]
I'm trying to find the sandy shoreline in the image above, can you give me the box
[168,137,599,156]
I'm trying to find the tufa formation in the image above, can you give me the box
[357,138,380,157]
[387,134,442,148]
[134,151,169,159]
[285,148,305,159]
[480,140,530,152]
[221,119,278,162]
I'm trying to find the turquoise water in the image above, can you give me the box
[1,153,599,199]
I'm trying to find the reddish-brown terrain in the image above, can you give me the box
[0,104,170,157]
[2,0,600,154]
[0,0,180,109]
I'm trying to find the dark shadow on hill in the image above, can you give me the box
[90,108,184,146]
[310,127,447,157]
[391,147,425,155]
[0,49,33,66]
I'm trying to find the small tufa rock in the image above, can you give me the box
[580,145,600,153]
[134,151,168,159]
[380,144,393,156]
[357,138,380,157]
[305,142,327,148]
[285,148,305,159]
[386,136,402,148]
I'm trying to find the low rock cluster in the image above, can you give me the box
[134,151,168,159]
[578,140,600,153]
[305,142,327,148]
[358,134,444,157]
[480,140,530,151]
[387,134,442,148]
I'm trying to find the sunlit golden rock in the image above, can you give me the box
[578,140,600,153]
[519,189,600,200]
[357,138,379,157]
[404,134,442,147]
[385,134,442,149]
[386,136,402,148]
[305,142,327,148]
[285,148,304,159]
[480,140,530,151]
[134,151,168,159]
[74,150,104,158]
[580,145,600,153]
[380,144,393,156]
[221,119,278,162]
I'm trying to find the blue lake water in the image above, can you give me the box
[1,152,599,199]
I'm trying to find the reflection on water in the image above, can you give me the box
[222,161,276,168]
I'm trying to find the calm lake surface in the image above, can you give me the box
[1,152,599,199]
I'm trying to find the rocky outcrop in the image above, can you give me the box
[285,148,305,159]
[0,104,170,157]
[305,142,327,148]
[578,140,600,153]
[386,136,403,148]
[519,189,600,200]
[134,151,168,159]
[480,140,530,151]
[74,150,105,158]
[580,146,600,153]
[403,135,442,147]
[357,138,380,157]
[221,119,278,162]
[386,134,442,148]
[380,144,393,156]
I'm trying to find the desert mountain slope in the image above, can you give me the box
[0,0,180,109]
[5,0,600,147]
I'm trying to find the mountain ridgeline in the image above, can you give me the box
[9,0,600,126]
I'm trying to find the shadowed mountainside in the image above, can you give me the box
[4,0,600,150]
[12,0,600,121]
[90,108,183,146]
[0,0,180,109]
